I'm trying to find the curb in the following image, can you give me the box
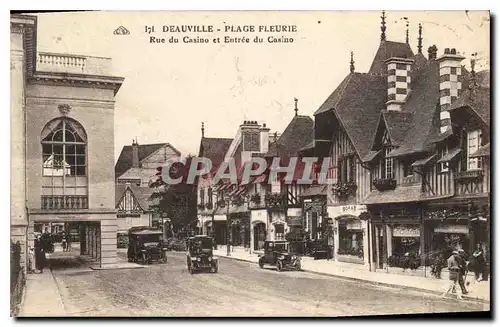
[216,254,490,304]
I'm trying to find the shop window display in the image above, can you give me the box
[337,220,363,258]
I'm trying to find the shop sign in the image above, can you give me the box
[434,225,469,234]
[393,226,420,237]
[287,208,302,217]
[286,216,302,226]
[346,221,362,230]
[330,205,367,217]
[341,205,366,213]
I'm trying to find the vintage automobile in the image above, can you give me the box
[127,227,167,265]
[186,235,218,274]
[258,240,301,272]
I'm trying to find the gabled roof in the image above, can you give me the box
[115,183,154,211]
[382,110,414,146]
[368,40,415,75]
[199,137,233,171]
[448,85,490,127]
[265,115,314,158]
[314,72,387,158]
[115,143,181,178]
[386,61,442,157]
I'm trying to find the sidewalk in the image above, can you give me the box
[214,248,490,303]
[19,271,67,317]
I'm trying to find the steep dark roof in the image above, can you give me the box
[368,40,415,75]
[265,115,314,158]
[448,86,490,126]
[115,143,181,178]
[386,61,441,157]
[199,137,233,170]
[413,52,428,70]
[476,70,490,87]
[314,72,387,158]
[382,110,414,146]
[115,183,154,211]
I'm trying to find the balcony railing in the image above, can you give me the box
[37,52,112,75]
[41,195,88,210]
[401,175,418,186]
[454,170,484,182]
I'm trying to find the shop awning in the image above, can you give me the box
[362,185,422,205]
[470,143,490,158]
[361,150,381,163]
[411,154,436,167]
[300,185,328,197]
[437,148,462,163]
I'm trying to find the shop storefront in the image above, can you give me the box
[329,205,369,265]
[250,209,267,252]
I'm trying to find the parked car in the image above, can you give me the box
[127,228,167,265]
[186,235,218,274]
[258,241,301,272]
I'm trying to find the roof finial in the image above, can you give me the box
[469,52,479,91]
[405,19,409,44]
[417,23,423,53]
[350,51,355,73]
[294,98,299,116]
[201,122,205,138]
[380,10,387,41]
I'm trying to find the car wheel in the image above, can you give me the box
[258,257,265,269]
[276,260,283,272]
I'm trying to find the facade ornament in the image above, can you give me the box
[380,10,387,41]
[405,18,409,44]
[350,51,355,73]
[294,98,298,116]
[58,104,71,116]
[201,122,205,138]
[417,23,423,53]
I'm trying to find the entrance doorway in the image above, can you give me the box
[253,222,266,250]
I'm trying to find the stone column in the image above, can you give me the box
[10,24,27,271]
[362,220,370,269]
[386,225,393,257]
[334,220,340,262]
[100,216,117,267]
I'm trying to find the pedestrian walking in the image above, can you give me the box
[442,250,463,300]
[66,230,72,252]
[28,246,35,273]
[457,249,469,294]
[61,236,67,252]
[471,244,486,282]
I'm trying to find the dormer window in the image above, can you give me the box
[438,146,449,173]
[467,130,483,170]
[382,147,396,179]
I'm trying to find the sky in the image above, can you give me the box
[33,11,490,163]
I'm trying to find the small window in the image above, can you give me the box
[439,147,449,173]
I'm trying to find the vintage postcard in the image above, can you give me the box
[10,10,490,317]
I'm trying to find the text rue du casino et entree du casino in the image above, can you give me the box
[145,24,298,44]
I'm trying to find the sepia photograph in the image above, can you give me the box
[9,9,491,317]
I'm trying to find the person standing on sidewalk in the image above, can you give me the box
[442,250,463,300]
[471,244,485,282]
[457,249,469,294]
[34,236,46,273]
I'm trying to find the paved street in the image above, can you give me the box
[47,252,488,317]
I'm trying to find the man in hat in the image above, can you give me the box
[442,250,463,300]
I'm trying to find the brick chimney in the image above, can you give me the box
[132,139,139,168]
[260,123,270,153]
[385,56,414,111]
[240,120,261,152]
[437,48,465,133]
[428,45,438,61]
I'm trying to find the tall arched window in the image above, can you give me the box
[41,117,88,209]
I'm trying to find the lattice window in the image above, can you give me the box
[467,130,482,170]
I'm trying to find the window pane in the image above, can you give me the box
[65,130,76,142]
[66,154,76,166]
[53,144,63,155]
[42,143,52,155]
[76,166,86,176]
[76,155,85,165]
[65,144,75,154]
[53,130,63,142]
[75,144,85,155]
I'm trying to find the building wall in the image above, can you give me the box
[10,23,28,268]
[25,83,116,210]
[141,145,179,169]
